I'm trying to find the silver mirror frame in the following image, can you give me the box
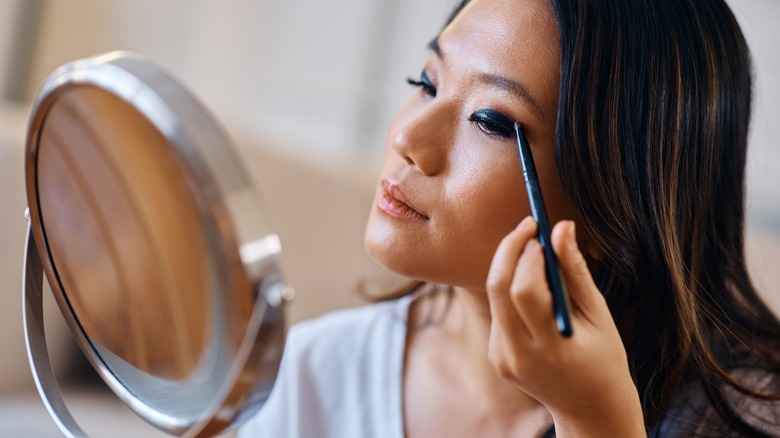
[23,52,292,437]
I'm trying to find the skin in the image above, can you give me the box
[364,0,645,437]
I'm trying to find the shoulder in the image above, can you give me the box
[292,297,408,342]
[238,297,411,438]
[285,297,410,370]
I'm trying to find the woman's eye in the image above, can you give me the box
[406,70,437,97]
[468,109,515,139]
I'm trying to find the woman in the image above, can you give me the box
[240,0,780,436]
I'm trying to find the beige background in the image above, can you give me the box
[0,0,778,436]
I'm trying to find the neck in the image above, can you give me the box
[429,286,543,413]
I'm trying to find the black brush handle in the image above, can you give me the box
[514,122,573,337]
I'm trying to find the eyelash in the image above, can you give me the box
[468,109,515,139]
[406,70,437,97]
[406,71,515,140]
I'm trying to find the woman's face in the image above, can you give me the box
[364,0,572,291]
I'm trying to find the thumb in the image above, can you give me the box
[552,221,604,316]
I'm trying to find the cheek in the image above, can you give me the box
[447,145,528,227]
[438,146,530,285]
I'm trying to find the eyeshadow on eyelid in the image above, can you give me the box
[469,108,516,138]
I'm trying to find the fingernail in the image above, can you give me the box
[518,216,535,230]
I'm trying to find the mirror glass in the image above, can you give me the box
[38,85,212,381]
[24,52,288,436]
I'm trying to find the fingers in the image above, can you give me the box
[509,238,555,339]
[488,216,538,290]
[551,221,604,317]
[487,216,558,341]
[486,216,538,339]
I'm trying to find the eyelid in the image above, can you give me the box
[406,69,437,96]
[421,70,435,90]
[468,108,516,139]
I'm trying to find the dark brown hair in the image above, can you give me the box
[546,0,780,435]
[374,0,780,435]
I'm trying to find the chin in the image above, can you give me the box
[363,208,492,291]
[364,230,483,291]
[365,227,413,277]
[364,223,427,281]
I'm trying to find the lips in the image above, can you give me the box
[377,178,428,220]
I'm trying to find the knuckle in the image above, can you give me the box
[487,342,514,378]
[494,362,514,380]
[486,275,510,293]
[489,351,515,379]
[510,281,542,307]
[491,355,528,383]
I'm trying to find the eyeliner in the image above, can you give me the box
[514,122,574,337]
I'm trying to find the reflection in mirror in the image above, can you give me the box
[23,52,290,437]
[37,85,211,380]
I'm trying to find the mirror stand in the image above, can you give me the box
[23,207,88,438]
[22,52,293,437]
[24,204,292,437]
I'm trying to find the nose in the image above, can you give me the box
[390,102,453,176]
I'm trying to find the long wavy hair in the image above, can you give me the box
[373,0,780,435]
[542,0,780,435]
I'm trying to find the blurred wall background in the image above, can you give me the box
[0,0,777,436]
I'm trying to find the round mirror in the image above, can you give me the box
[23,52,291,437]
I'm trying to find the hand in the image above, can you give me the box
[485,216,645,437]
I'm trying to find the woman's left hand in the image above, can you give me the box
[485,216,646,438]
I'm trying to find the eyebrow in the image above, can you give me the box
[426,36,545,120]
